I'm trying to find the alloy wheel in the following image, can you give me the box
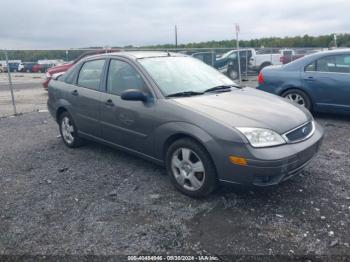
[61,116,75,144]
[171,147,206,191]
[285,93,306,107]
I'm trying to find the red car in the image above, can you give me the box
[43,49,120,90]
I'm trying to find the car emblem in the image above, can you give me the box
[302,126,309,134]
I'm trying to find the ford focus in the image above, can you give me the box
[48,52,324,197]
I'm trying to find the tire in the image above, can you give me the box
[259,62,271,72]
[282,89,312,111]
[227,68,238,80]
[165,138,218,198]
[59,111,84,148]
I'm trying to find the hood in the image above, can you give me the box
[47,62,73,74]
[173,87,311,134]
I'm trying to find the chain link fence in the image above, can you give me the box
[0,47,328,117]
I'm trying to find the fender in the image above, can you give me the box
[53,99,74,121]
[153,121,223,165]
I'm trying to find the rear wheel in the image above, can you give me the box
[166,138,218,198]
[259,62,271,72]
[282,89,311,110]
[59,111,83,148]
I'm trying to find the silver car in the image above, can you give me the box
[48,51,324,197]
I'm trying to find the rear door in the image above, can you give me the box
[302,54,350,112]
[73,59,106,137]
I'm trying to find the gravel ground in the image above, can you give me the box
[0,112,349,259]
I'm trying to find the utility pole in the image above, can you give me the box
[175,25,178,48]
[4,50,17,115]
[235,23,242,85]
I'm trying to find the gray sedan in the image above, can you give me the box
[48,51,324,197]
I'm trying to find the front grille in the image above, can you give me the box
[284,121,314,143]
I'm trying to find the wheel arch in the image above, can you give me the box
[279,86,313,103]
[154,122,220,170]
[56,106,68,122]
[162,132,219,178]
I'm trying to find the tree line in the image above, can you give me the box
[2,34,349,62]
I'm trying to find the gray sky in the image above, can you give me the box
[1,0,349,49]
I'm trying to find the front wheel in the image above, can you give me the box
[227,68,238,80]
[282,89,311,110]
[166,138,218,198]
[59,112,83,148]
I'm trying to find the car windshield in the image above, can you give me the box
[138,56,236,96]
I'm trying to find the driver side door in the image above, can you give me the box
[100,58,156,156]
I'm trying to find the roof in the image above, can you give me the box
[92,51,187,60]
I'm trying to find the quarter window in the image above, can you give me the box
[305,62,316,72]
[107,59,146,96]
[77,59,105,90]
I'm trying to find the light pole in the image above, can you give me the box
[4,49,17,115]
[235,23,242,85]
[175,25,178,48]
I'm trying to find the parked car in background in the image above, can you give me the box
[257,49,350,114]
[3,62,20,72]
[250,49,296,72]
[32,63,54,73]
[18,62,37,72]
[0,64,3,73]
[48,51,323,197]
[43,49,121,90]
[280,49,320,64]
[192,49,253,80]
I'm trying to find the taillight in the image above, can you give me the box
[258,72,265,84]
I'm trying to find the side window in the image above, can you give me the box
[77,59,105,90]
[305,61,316,72]
[316,56,336,73]
[64,67,77,84]
[107,59,146,96]
[229,52,237,59]
[333,54,350,73]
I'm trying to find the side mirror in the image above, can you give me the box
[121,89,148,102]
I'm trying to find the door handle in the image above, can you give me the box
[71,90,79,96]
[105,99,114,107]
[304,76,316,81]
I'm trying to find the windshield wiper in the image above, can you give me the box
[166,91,204,97]
[204,85,235,93]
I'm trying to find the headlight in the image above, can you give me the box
[236,127,286,148]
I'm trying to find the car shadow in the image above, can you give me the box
[314,112,350,122]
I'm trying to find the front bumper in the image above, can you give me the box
[216,121,324,186]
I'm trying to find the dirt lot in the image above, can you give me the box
[0,105,350,259]
[0,73,349,260]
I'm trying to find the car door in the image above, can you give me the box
[73,59,106,137]
[302,54,350,112]
[100,58,156,155]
